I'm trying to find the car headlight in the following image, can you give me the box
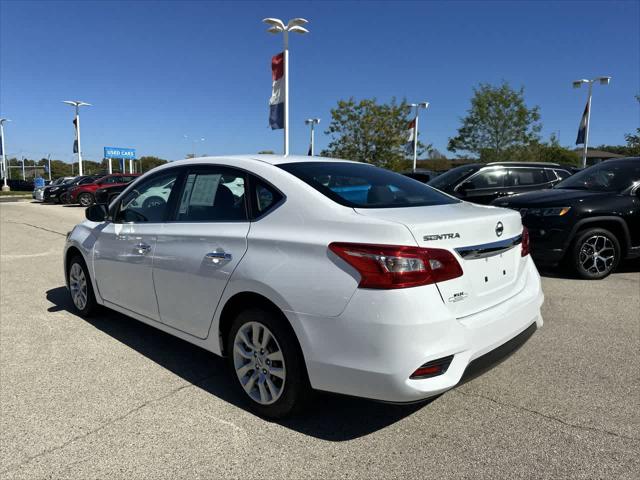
[50,187,59,191]
[528,207,571,216]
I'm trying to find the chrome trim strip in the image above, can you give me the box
[455,234,522,260]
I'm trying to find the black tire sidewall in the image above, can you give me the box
[68,255,97,316]
[571,228,621,279]
[226,308,309,419]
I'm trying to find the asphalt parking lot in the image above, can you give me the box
[1,200,638,479]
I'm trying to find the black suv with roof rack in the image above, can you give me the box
[427,162,574,204]
[492,158,640,279]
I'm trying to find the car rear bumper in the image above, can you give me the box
[294,256,543,402]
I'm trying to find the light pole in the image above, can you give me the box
[263,17,309,157]
[409,102,429,172]
[184,135,205,158]
[572,77,611,168]
[0,118,10,191]
[305,118,320,156]
[63,100,91,176]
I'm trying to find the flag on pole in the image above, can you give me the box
[269,52,285,130]
[0,132,3,156]
[72,118,79,153]
[575,99,590,145]
[405,116,417,153]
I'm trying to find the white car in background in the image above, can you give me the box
[64,155,544,418]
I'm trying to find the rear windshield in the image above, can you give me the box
[279,161,458,208]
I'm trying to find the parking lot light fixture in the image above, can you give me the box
[572,76,611,168]
[63,100,91,176]
[409,102,430,173]
[304,118,320,156]
[184,134,205,158]
[0,118,10,191]
[263,17,309,157]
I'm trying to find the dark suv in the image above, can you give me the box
[492,158,640,279]
[427,162,573,204]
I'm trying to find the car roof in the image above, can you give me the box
[485,161,561,167]
[163,154,358,168]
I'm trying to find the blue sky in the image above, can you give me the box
[1,0,638,163]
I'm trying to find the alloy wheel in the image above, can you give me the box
[69,263,88,310]
[233,321,286,405]
[579,235,615,275]
[79,193,93,206]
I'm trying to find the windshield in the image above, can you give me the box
[428,165,479,190]
[279,161,458,208]
[555,160,640,192]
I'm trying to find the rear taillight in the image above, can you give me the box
[328,243,463,289]
[521,227,530,257]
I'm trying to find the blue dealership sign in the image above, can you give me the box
[104,147,136,159]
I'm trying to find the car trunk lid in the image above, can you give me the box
[354,202,527,318]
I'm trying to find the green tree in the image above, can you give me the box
[321,97,430,170]
[138,156,168,173]
[623,94,640,156]
[448,82,542,161]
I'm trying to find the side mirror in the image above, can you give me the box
[85,204,108,222]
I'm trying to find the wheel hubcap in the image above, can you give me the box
[233,322,285,405]
[579,235,615,275]
[69,263,88,310]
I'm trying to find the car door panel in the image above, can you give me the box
[152,223,249,338]
[93,222,160,319]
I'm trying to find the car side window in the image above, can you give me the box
[466,169,506,189]
[252,178,283,219]
[175,169,247,222]
[506,168,547,186]
[116,173,179,223]
[554,169,571,181]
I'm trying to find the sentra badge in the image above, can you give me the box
[423,233,460,241]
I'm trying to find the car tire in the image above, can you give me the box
[78,192,94,207]
[59,192,70,204]
[570,228,621,280]
[67,255,97,316]
[226,308,310,419]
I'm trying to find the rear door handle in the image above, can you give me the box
[134,243,151,255]
[204,251,232,264]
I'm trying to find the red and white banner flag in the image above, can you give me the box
[269,52,284,130]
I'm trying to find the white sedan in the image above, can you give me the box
[64,155,544,418]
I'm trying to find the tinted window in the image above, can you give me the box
[466,169,506,189]
[121,176,136,183]
[280,161,457,208]
[556,160,640,192]
[428,165,478,190]
[176,170,246,222]
[117,173,178,223]
[506,168,547,186]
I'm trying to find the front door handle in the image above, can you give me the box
[134,243,151,255]
[204,251,232,264]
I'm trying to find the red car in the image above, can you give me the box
[69,173,140,206]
